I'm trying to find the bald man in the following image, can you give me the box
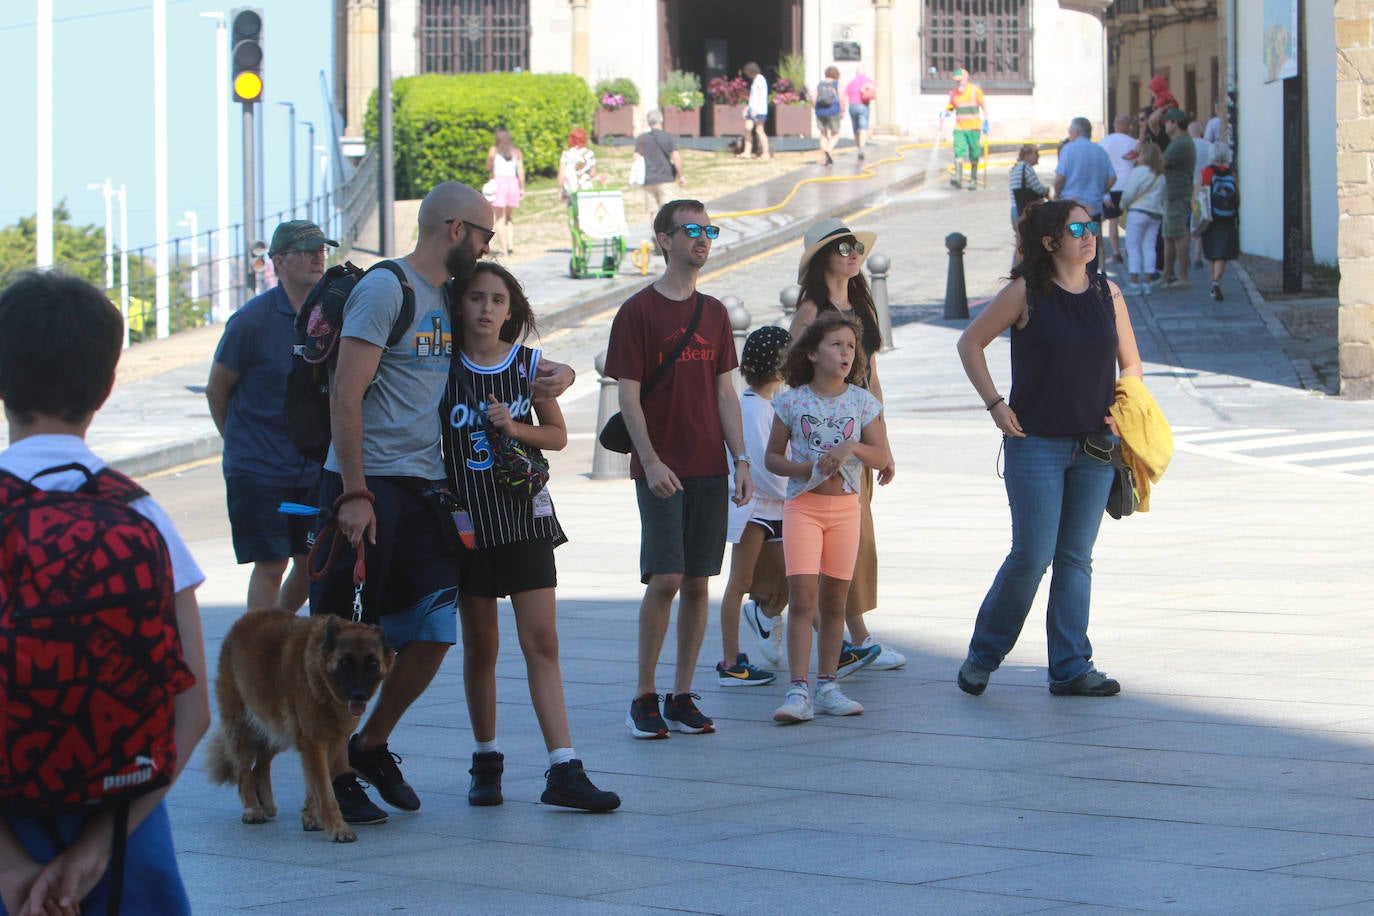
[311,182,573,825]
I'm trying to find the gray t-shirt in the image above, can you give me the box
[324,259,449,480]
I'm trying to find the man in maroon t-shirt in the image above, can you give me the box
[604,199,753,740]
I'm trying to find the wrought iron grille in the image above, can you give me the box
[923,0,1032,91]
[420,0,529,74]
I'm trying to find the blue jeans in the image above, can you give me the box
[967,434,1115,687]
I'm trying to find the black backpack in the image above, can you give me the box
[285,260,416,464]
[1209,169,1239,219]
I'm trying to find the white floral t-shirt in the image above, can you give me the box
[771,383,883,499]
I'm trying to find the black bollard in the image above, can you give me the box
[944,232,969,320]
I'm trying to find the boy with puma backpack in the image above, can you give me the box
[0,272,210,916]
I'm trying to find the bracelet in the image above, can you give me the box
[985,396,1005,411]
[333,489,376,511]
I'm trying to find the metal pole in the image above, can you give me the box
[182,211,201,302]
[88,179,115,290]
[301,121,315,221]
[378,0,395,256]
[154,0,170,339]
[242,105,258,296]
[118,185,130,349]
[203,11,230,324]
[36,0,53,268]
[255,96,265,243]
[280,101,297,216]
[943,232,969,320]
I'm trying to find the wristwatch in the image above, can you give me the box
[733,454,752,466]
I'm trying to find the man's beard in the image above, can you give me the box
[444,242,478,282]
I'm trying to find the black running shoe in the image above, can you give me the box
[541,760,621,812]
[348,735,420,811]
[468,751,504,806]
[626,693,668,739]
[662,692,714,734]
[332,773,387,825]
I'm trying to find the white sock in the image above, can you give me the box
[548,747,575,768]
[476,739,500,755]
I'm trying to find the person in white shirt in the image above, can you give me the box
[1188,121,1212,268]
[1099,114,1140,264]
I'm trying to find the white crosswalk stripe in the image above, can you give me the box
[1172,426,1374,481]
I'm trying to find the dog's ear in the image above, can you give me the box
[322,616,339,653]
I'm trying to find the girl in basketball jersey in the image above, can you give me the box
[442,262,619,812]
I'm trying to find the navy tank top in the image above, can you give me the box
[1009,274,1118,438]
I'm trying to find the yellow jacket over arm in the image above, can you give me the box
[1108,376,1173,511]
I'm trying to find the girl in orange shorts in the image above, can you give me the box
[765,313,891,723]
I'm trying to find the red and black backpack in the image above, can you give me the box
[0,463,187,817]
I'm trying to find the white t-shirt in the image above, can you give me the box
[1192,137,1211,187]
[771,383,883,499]
[0,435,205,593]
[1099,131,1138,187]
[725,388,788,541]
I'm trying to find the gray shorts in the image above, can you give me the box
[635,475,729,584]
[1162,195,1190,239]
[817,114,842,134]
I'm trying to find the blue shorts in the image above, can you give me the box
[377,587,458,646]
[226,476,316,564]
[849,102,870,132]
[2,803,190,916]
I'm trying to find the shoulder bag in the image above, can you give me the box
[455,359,551,502]
[599,293,705,454]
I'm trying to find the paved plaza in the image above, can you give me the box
[43,147,1374,912]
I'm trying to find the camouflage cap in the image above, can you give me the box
[268,220,339,256]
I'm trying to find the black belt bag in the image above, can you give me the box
[1083,436,1139,520]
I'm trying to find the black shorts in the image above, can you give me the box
[459,538,558,599]
[635,475,729,584]
[226,476,315,564]
[309,472,461,641]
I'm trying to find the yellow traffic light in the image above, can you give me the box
[233,71,263,103]
[230,8,264,105]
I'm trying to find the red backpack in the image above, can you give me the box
[0,463,188,817]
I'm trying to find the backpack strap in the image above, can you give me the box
[367,260,417,350]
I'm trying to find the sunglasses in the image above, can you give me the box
[446,218,496,246]
[1065,221,1101,239]
[835,240,865,258]
[667,223,720,239]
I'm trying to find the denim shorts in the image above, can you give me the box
[226,476,315,564]
[849,102,870,132]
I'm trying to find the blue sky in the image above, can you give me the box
[0,0,333,251]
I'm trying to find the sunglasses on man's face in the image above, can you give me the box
[835,240,865,258]
[1065,221,1101,239]
[667,223,720,240]
[446,218,496,246]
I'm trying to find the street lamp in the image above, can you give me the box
[279,101,296,216]
[300,119,315,221]
[201,11,230,323]
[86,178,115,290]
[179,210,200,303]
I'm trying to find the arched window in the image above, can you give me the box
[420,0,530,74]
[922,0,1032,92]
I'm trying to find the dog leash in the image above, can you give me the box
[306,490,374,622]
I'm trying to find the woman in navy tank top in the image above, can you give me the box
[954,200,1143,697]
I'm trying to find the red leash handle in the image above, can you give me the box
[306,489,376,584]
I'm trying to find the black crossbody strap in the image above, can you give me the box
[640,293,705,401]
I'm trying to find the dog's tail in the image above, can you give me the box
[203,727,235,785]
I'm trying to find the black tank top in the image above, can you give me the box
[1009,274,1118,438]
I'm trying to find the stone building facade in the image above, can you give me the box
[1336,0,1374,398]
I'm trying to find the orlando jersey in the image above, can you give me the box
[442,344,565,551]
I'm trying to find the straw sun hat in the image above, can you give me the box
[796,218,877,283]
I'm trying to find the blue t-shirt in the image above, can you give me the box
[1055,136,1116,214]
[213,285,318,486]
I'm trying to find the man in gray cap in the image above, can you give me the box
[206,219,337,612]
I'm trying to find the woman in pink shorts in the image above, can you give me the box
[485,127,525,257]
[765,312,891,724]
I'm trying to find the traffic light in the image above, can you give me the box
[230,8,264,104]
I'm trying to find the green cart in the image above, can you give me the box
[568,189,629,278]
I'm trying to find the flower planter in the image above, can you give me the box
[706,103,747,138]
[772,104,812,138]
[662,106,701,138]
[594,105,635,141]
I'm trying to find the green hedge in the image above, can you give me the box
[366,73,597,200]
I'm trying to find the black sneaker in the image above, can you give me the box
[540,760,621,812]
[626,692,668,739]
[468,751,504,806]
[348,734,420,811]
[662,692,714,734]
[1049,669,1121,697]
[332,773,387,825]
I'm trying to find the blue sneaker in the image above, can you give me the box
[663,692,715,734]
[837,641,881,679]
[716,653,776,687]
[626,692,668,739]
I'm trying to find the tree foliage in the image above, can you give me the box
[0,203,109,288]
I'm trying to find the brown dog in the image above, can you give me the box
[206,609,392,842]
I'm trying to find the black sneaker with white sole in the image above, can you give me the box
[332,773,388,825]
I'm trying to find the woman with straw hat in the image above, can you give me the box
[742,219,904,676]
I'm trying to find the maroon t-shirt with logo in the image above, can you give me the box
[604,284,738,480]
